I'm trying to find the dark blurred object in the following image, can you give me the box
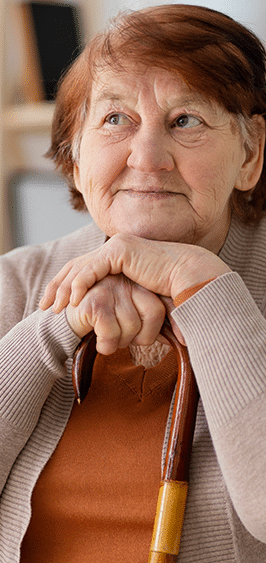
[21,1,83,101]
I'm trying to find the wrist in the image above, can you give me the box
[170,260,231,302]
[173,278,216,307]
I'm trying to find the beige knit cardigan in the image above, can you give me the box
[1,214,266,562]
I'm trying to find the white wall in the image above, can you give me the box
[99,0,266,44]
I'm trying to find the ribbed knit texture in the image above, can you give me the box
[173,274,266,428]
[1,216,266,561]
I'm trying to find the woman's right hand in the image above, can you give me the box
[64,273,166,355]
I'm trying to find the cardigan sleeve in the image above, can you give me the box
[171,271,266,543]
[0,251,80,493]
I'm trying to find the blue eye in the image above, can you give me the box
[106,113,130,126]
[172,114,202,129]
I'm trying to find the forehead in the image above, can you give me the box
[89,66,219,114]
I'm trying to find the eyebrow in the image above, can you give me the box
[168,94,214,111]
[92,87,216,115]
[94,89,127,104]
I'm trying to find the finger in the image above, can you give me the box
[52,265,83,313]
[39,261,75,310]
[93,311,123,355]
[68,236,142,306]
[92,281,143,353]
[66,294,121,352]
[78,285,123,354]
[69,263,110,307]
[131,286,166,346]
[109,300,142,350]
[53,258,98,313]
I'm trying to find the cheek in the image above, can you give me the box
[76,148,123,228]
[79,135,128,189]
[182,146,240,206]
[81,179,110,221]
[78,168,109,211]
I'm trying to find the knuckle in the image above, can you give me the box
[90,284,111,305]
[70,262,82,276]
[124,317,142,337]
[143,303,165,324]
[57,279,71,294]
[90,298,113,323]
[95,274,116,289]
[71,276,83,291]
[106,232,133,257]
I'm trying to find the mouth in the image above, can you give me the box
[121,189,178,199]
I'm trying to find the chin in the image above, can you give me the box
[111,222,196,243]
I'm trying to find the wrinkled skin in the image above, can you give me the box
[40,67,265,352]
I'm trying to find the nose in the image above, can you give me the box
[127,126,175,173]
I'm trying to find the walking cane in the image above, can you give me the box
[72,321,199,562]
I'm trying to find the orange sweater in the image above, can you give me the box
[21,346,178,562]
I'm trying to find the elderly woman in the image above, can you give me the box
[1,3,266,562]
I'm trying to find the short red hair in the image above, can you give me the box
[48,4,266,223]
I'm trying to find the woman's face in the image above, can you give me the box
[74,66,255,252]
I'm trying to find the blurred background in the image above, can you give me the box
[1,0,266,254]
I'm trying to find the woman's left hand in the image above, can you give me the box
[40,233,231,314]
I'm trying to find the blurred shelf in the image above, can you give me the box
[0,0,94,254]
[3,101,55,131]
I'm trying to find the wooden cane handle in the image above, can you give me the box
[71,323,199,561]
[160,323,199,482]
[72,330,97,403]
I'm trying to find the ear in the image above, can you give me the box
[73,163,82,193]
[235,115,265,192]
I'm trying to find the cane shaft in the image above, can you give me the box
[148,324,199,561]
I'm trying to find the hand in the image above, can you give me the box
[62,274,166,354]
[40,232,231,312]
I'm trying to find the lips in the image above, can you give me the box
[121,188,177,198]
